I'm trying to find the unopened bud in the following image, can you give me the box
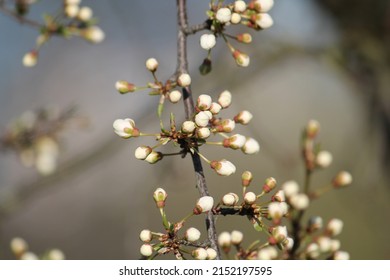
[139,230,153,242]
[197,127,211,139]
[194,196,214,214]
[145,151,162,164]
[65,4,79,18]
[332,171,352,188]
[272,190,285,202]
[78,6,93,21]
[197,94,212,111]
[195,111,211,127]
[209,102,222,114]
[231,230,244,245]
[181,121,196,134]
[306,119,320,139]
[282,181,299,198]
[216,7,232,23]
[23,50,38,67]
[244,191,256,204]
[216,119,235,132]
[222,192,239,206]
[326,218,343,237]
[230,13,241,24]
[10,238,28,256]
[333,251,350,260]
[115,80,136,94]
[223,134,246,149]
[255,13,273,29]
[145,58,159,72]
[241,137,260,154]
[254,0,274,13]
[263,177,277,193]
[241,171,253,187]
[140,244,153,257]
[234,0,247,12]
[307,216,323,232]
[237,33,252,43]
[185,227,201,242]
[168,90,182,103]
[134,146,152,160]
[316,150,333,168]
[47,249,65,260]
[200,34,216,50]
[210,159,236,176]
[257,246,278,260]
[234,110,253,124]
[232,50,250,67]
[177,73,191,87]
[218,232,232,248]
[289,193,309,210]
[83,26,105,43]
[192,248,207,260]
[153,188,167,208]
[206,248,217,260]
[218,90,232,108]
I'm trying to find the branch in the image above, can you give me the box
[0,0,42,28]
[176,0,221,259]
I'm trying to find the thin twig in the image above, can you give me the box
[176,0,221,259]
[0,0,42,28]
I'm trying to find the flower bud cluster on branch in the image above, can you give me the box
[10,237,65,260]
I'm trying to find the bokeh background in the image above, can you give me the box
[0,0,389,259]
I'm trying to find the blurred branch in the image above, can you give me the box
[0,0,42,28]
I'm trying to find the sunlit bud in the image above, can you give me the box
[139,230,153,242]
[237,33,252,44]
[135,146,152,160]
[10,238,28,256]
[244,191,256,204]
[23,50,38,67]
[47,249,65,260]
[210,159,236,176]
[177,73,191,87]
[115,80,136,94]
[197,94,212,110]
[231,230,244,245]
[233,50,250,67]
[234,0,247,12]
[192,248,207,260]
[78,6,93,21]
[284,237,294,250]
[282,181,299,198]
[145,151,162,164]
[216,7,232,23]
[326,218,343,236]
[272,190,285,202]
[218,119,235,132]
[65,4,79,18]
[332,171,352,188]
[241,171,253,187]
[308,216,323,232]
[209,102,222,114]
[218,90,232,108]
[20,252,38,260]
[185,227,201,242]
[306,243,320,259]
[254,0,274,13]
[268,202,283,220]
[195,111,211,127]
[330,240,341,252]
[168,90,182,103]
[317,236,332,252]
[242,137,260,154]
[222,192,239,206]
[200,34,216,50]
[289,193,309,210]
[181,121,196,134]
[272,226,288,243]
[306,119,320,139]
[65,0,81,5]
[140,244,153,257]
[145,57,158,72]
[333,251,350,260]
[84,26,105,43]
[194,196,214,214]
[153,188,167,208]
[257,246,278,260]
[263,177,277,193]
[223,134,246,149]
[206,248,217,260]
[197,127,211,139]
[316,150,333,168]
[113,118,139,138]
[218,232,232,248]
[234,110,253,125]
[255,13,273,29]
[230,13,241,24]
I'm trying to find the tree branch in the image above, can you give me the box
[176,0,221,259]
[0,0,42,28]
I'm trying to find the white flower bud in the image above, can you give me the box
[145,151,162,164]
[268,202,283,220]
[197,94,212,110]
[326,218,343,236]
[242,171,253,186]
[113,118,138,138]
[210,102,222,114]
[219,119,235,132]
[10,238,28,255]
[244,191,256,204]
[230,13,241,24]
[334,251,350,260]
[218,90,232,108]
[233,50,250,67]
[241,137,260,154]
[65,0,81,5]
[23,51,38,67]
[47,249,65,260]
[36,153,57,175]
[192,248,207,260]
[115,80,136,94]
[330,240,341,252]
[257,246,278,260]
[223,134,246,149]
[139,229,153,242]
[177,73,191,87]
[153,187,167,208]
[231,230,244,245]
[306,119,320,138]
[273,190,285,202]
[256,13,273,29]
[284,237,294,250]
[234,110,253,125]
[20,252,38,260]
[168,90,182,103]
[308,216,323,232]
[78,6,93,21]
[317,236,332,252]
[218,232,231,247]
[216,7,232,23]
[140,244,153,257]
[316,150,333,168]
[84,26,105,43]
[65,4,79,18]
[206,248,217,260]
[255,0,274,13]
[282,181,299,198]
[222,193,239,206]
[289,193,309,210]
[197,127,211,139]
[210,159,236,176]
[185,227,201,242]
[234,1,247,12]
[181,121,196,134]
[135,146,152,160]
[333,171,352,188]
[306,243,320,259]
[145,58,158,72]
[200,34,216,50]
[279,202,289,216]
[194,196,214,214]
[273,226,288,243]
[195,111,211,127]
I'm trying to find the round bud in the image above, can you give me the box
[140,244,153,257]
[206,248,217,260]
[181,121,196,134]
[185,227,201,242]
[168,90,182,103]
[135,146,152,160]
[216,7,232,23]
[244,192,256,204]
[231,230,244,245]
[192,248,207,260]
[332,171,352,188]
[139,230,153,242]
[145,58,159,72]
[200,34,216,50]
[241,137,260,154]
[177,73,191,87]
[289,193,309,210]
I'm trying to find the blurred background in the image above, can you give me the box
[0,0,389,259]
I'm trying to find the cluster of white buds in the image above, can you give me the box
[281,180,310,210]
[200,0,274,70]
[10,237,65,260]
[64,0,94,22]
